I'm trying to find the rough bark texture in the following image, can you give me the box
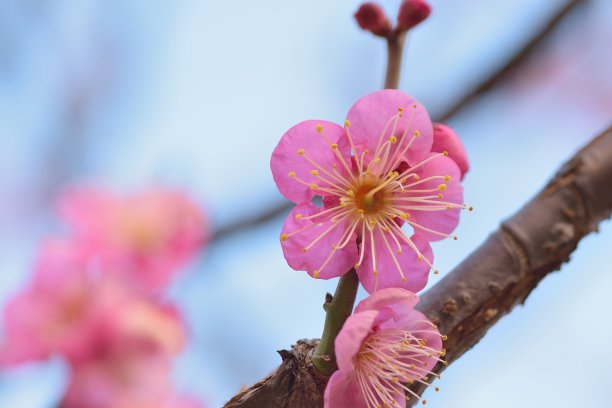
[225,126,612,408]
[224,339,325,408]
[406,124,612,405]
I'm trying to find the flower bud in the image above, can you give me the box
[432,123,469,179]
[354,3,390,36]
[397,0,431,31]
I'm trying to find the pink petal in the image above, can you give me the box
[271,120,351,203]
[280,203,358,279]
[432,123,469,179]
[334,310,378,372]
[57,187,117,251]
[345,90,433,166]
[357,231,432,294]
[399,310,443,374]
[409,154,463,241]
[324,370,367,408]
[354,288,419,314]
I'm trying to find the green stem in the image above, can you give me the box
[311,269,359,375]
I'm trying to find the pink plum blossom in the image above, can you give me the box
[271,90,467,293]
[0,239,130,365]
[324,288,445,408]
[58,187,208,293]
[432,123,469,179]
[61,287,188,408]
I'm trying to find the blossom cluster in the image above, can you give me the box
[272,87,467,406]
[271,31,469,402]
[272,89,469,294]
[0,187,207,408]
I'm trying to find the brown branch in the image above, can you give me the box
[210,0,586,244]
[406,124,612,404]
[225,125,612,408]
[384,31,407,89]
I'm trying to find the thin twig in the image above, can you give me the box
[384,31,407,89]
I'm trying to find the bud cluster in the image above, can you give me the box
[354,1,432,37]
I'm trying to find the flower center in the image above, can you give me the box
[353,182,388,214]
[354,326,447,407]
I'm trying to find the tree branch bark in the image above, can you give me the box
[225,125,612,408]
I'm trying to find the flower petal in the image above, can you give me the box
[345,90,433,167]
[432,123,469,179]
[354,288,419,314]
[334,310,378,372]
[280,203,358,279]
[399,310,443,374]
[357,230,432,294]
[324,370,368,408]
[271,120,351,203]
[409,154,463,241]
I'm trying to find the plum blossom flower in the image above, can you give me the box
[0,239,129,365]
[324,288,445,408]
[61,295,189,408]
[58,187,208,293]
[271,90,468,293]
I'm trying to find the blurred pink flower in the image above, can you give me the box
[271,90,467,293]
[61,286,188,408]
[59,187,208,293]
[0,239,186,367]
[324,288,444,408]
[432,123,469,179]
[0,239,128,365]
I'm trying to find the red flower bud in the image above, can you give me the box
[397,0,431,31]
[354,3,390,36]
[432,123,469,179]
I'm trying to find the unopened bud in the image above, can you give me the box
[432,123,469,179]
[354,3,390,36]
[397,0,431,31]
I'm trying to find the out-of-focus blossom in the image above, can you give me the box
[61,287,188,408]
[271,90,467,293]
[397,0,431,31]
[432,123,469,179]
[58,187,208,293]
[0,240,128,365]
[324,288,444,408]
[354,3,390,36]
